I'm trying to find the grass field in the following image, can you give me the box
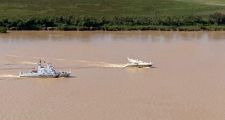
[0,0,225,18]
[0,0,225,32]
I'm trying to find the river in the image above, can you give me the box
[0,31,225,120]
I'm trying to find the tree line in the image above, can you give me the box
[0,12,225,32]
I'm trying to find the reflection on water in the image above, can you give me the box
[0,31,225,120]
[1,31,225,43]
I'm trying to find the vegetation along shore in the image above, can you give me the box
[0,0,225,32]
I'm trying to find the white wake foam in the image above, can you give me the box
[85,61,126,68]
[6,54,19,58]
[21,61,37,65]
[100,63,126,68]
[54,58,66,61]
[0,74,19,78]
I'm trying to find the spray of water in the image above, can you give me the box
[6,55,129,69]
[0,74,19,78]
[6,54,19,58]
[54,58,66,61]
[84,61,126,68]
[21,61,37,65]
[102,63,127,68]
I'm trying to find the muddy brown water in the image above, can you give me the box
[0,31,225,120]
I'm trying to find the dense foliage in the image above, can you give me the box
[1,13,225,31]
[0,26,7,33]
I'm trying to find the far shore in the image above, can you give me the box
[2,29,225,35]
[2,26,225,33]
[1,12,225,33]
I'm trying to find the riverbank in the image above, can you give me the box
[2,25,225,33]
[1,12,225,33]
[1,0,225,33]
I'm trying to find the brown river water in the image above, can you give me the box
[0,31,225,120]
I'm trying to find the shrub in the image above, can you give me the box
[0,26,7,33]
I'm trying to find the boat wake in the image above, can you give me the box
[84,62,126,68]
[0,74,19,78]
[6,54,19,58]
[91,63,126,68]
[102,63,127,68]
[73,59,153,68]
[72,58,153,69]
[54,58,66,61]
[21,61,37,65]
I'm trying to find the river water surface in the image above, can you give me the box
[0,31,225,120]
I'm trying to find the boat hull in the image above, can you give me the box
[19,75,59,78]
[125,64,152,68]
[19,73,60,78]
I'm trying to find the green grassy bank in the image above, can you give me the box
[0,0,225,32]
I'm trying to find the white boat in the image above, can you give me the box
[124,58,153,68]
[19,60,71,78]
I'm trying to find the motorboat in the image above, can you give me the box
[124,58,153,68]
